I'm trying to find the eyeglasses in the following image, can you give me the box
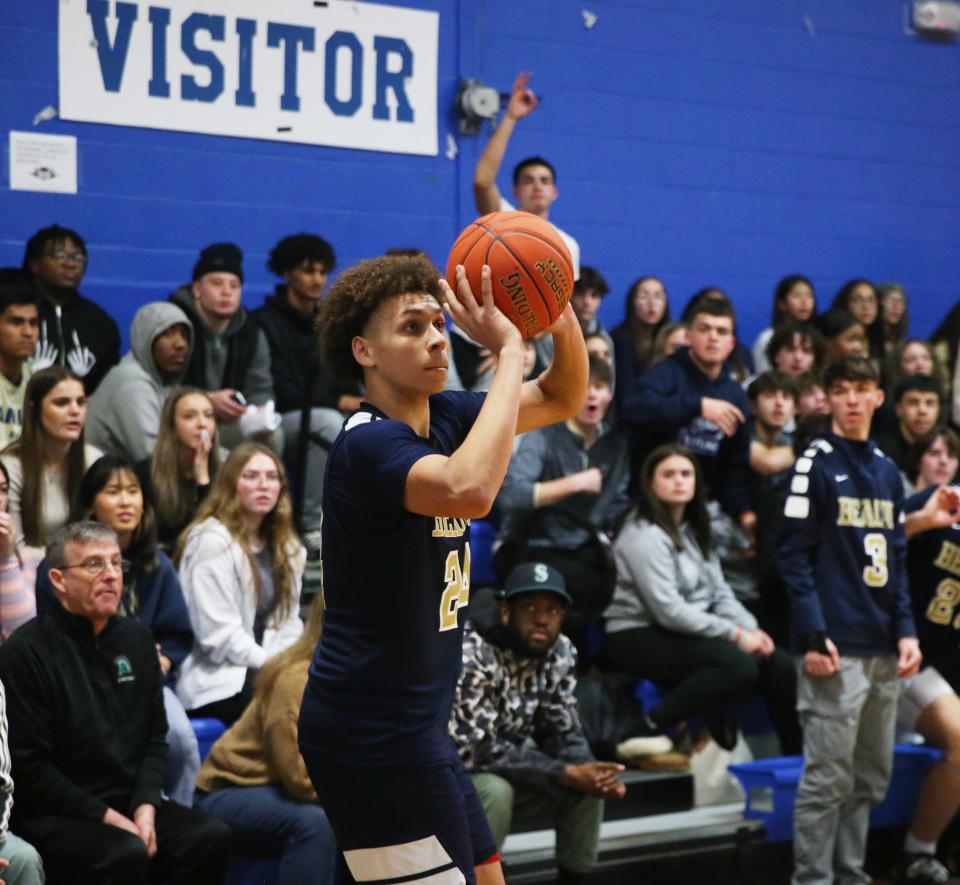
[45,250,87,265]
[58,558,130,578]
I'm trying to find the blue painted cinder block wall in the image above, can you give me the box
[2,0,960,350]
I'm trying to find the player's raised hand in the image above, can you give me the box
[506,72,538,121]
[440,265,521,357]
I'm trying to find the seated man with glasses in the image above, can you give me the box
[22,224,121,394]
[0,521,231,885]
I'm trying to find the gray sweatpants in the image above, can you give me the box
[792,655,900,885]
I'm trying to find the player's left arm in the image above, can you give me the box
[515,304,588,435]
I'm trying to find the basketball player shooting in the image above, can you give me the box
[298,252,588,884]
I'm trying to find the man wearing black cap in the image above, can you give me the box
[450,562,625,885]
[170,243,278,449]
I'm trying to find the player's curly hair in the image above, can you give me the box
[317,254,443,385]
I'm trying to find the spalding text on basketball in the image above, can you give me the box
[498,272,538,337]
[534,258,569,311]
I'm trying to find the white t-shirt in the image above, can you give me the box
[499,197,581,281]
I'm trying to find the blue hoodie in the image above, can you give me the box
[35,550,193,676]
[621,347,754,518]
[779,432,913,655]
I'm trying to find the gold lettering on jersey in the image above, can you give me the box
[836,497,894,530]
[933,540,960,578]
[431,517,471,538]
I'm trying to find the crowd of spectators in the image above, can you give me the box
[1,78,960,885]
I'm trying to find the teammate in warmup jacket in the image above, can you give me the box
[780,356,921,885]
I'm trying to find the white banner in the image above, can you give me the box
[59,0,439,156]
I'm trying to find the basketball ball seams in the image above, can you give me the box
[452,225,492,272]
[446,211,573,340]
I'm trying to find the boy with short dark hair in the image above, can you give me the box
[623,299,755,533]
[473,73,580,279]
[875,375,943,473]
[780,356,922,885]
[765,322,824,378]
[747,371,798,478]
[252,233,359,541]
[298,253,588,885]
[0,270,39,448]
[795,371,828,417]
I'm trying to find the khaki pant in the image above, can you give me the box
[471,772,603,874]
[792,655,900,885]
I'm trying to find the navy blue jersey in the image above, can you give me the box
[779,432,914,655]
[904,487,960,678]
[300,390,486,767]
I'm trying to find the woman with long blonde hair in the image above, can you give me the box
[146,387,221,550]
[195,594,335,883]
[175,441,304,724]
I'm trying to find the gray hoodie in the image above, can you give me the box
[605,517,756,639]
[86,302,193,462]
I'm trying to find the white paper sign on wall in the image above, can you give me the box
[9,132,78,194]
[58,0,439,156]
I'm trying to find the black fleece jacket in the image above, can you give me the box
[251,286,359,413]
[0,605,167,826]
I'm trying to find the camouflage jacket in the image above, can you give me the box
[449,624,593,790]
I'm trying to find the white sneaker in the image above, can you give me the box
[616,735,674,760]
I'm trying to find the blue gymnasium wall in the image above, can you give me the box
[2,0,960,350]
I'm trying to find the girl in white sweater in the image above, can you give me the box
[176,441,304,724]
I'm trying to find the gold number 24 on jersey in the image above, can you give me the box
[439,544,471,632]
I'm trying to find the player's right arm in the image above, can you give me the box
[405,267,526,519]
[473,72,538,215]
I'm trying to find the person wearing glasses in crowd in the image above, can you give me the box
[34,455,199,806]
[175,442,305,726]
[21,224,120,394]
[610,276,671,414]
[0,521,231,884]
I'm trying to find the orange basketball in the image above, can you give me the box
[445,211,574,340]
